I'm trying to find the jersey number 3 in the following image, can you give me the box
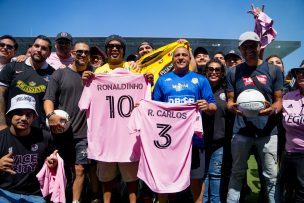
[154,123,172,149]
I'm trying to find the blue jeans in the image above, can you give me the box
[227,134,279,203]
[203,147,223,203]
[0,188,45,203]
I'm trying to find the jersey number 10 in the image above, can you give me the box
[106,95,134,118]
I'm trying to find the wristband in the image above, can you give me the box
[46,111,55,119]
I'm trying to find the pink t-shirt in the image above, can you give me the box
[254,11,277,49]
[79,73,151,162]
[282,89,304,153]
[46,52,74,70]
[128,99,203,193]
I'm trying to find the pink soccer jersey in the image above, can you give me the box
[128,99,203,193]
[79,73,151,162]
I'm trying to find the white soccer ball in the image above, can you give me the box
[236,89,265,117]
[46,109,70,134]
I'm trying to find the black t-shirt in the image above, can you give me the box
[226,62,283,137]
[43,67,87,139]
[0,127,54,195]
[0,61,54,127]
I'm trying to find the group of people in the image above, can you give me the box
[0,19,303,203]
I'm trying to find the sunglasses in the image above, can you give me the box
[107,44,123,50]
[207,67,221,73]
[75,50,90,56]
[0,42,14,50]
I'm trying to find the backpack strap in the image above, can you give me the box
[231,65,240,100]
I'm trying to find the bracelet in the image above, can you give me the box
[46,111,55,119]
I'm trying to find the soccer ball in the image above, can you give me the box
[46,110,70,134]
[236,89,265,117]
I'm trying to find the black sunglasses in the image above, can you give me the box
[0,42,14,50]
[107,44,123,50]
[75,50,90,56]
[207,67,221,73]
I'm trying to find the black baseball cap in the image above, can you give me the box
[55,32,72,42]
[194,47,209,57]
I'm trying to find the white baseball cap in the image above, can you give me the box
[6,94,38,116]
[239,31,260,47]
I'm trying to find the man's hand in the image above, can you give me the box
[196,100,209,112]
[259,100,275,116]
[82,71,95,81]
[227,100,243,115]
[48,114,67,133]
[248,4,265,17]
[129,61,142,73]
[45,150,58,169]
[144,72,154,86]
[177,39,189,49]
[14,55,28,63]
[0,152,16,174]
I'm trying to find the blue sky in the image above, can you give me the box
[1,0,303,73]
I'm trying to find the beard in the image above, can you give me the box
[31,54,46,63]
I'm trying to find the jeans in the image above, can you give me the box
[203,147,223,203]
[227,134,279,203]
[279,152,304,203]
[0,188,45,203]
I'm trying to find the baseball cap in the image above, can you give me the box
[55,32,73,42]
[239,31,260,47]
[105,34,126,48]
[90,46,107,59]
[105,34,126,56]
[6,94,38,116]
[194,47,209,57]
[224,49,242,60]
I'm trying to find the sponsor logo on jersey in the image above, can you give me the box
[172,83,188,91]
[284,114,304,125]
[287,104,293,108]
[191,78,198,84]
[165,78,172,82]
[16,80,46,93]
[168,95,195,104]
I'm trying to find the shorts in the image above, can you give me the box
[191,148,205,179]
[74,138,90,165]
[97,161,139,182]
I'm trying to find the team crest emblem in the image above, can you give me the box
[219,93,226,101]
[31,144,38,151]
[61,32,68,37]
[191,78,198,84]
[29,81,36,86]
